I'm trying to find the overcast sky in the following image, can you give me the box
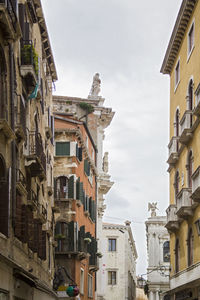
[41,0,182,276]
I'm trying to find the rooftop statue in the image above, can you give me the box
[148,202,158,217]
[103,152,109,173]
[90,73,101,96]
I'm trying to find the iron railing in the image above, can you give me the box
[16,168,26,188]
[28,131,46,173]
[27,189,38,207]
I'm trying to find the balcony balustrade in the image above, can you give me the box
[165,204,179,232]
[25,131,46,179]
[191,166,200,202]
[27,189,38,209]
[15,96,26,141]
[16,168,27,195]
[179,110,193,144]
[167,137,179,165]
[176,188,194,218]
[0,0,20,40]
[20,40,38,89]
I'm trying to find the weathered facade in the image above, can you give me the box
[161,0,200,298]
[0,0,57,299]
[53,92,114,300]
[100,222,137,300]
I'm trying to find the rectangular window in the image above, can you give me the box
[88,274,93,298]
[175,60,180,88]
[55,142,70,156]
[80,269,84,295]
[108,238,116,251]
[108,271,117,285]
[188,23,194,56]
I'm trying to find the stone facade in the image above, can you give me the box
[100,222,137,300]
[0,0,57,299]
[145,210,170,300]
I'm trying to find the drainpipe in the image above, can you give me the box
[9,42,16,229]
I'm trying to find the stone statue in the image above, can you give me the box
[148,202,158,217]
[90,73,101,96]
[103,152,109,173]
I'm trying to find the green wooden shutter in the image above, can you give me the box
[0,176,9,237]
[80,182,84,204]
[56,142,70,156]
[76,178,80,200]
[79,147,82,161]
[68,221,74,251]
[68,176,74,199]
[54,177,57,198]
[89,197,92,218]
[84,159,87,174]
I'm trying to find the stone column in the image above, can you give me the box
[149,291,154,300]
[155,290,160,300]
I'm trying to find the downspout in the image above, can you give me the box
[9,42,16,229]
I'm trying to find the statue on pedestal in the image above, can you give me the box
[148,202,158,217]
[90,73,101,96]
[103,152,109,173]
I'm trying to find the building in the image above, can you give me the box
[145,203,170,300]
[0,0,57,299]
[161,0,200,298]
[52,81,114,299]
[100,221,137,300]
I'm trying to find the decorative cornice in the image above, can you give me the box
[160,0,197,74]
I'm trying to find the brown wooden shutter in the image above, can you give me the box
[15,192,22,239]
[21,204,28,243]
[18,4,25,38]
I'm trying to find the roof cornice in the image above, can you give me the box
[160,0,197,75]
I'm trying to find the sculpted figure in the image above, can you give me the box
[103,152,109,173]
[90,73,101,96]
[148,202,158,217]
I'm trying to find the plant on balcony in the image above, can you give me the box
[79,102,94,113]
[84,237,91,243]
[21,44,39,76]
[54,234,66,240]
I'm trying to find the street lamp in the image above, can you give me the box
[137,276,146,288]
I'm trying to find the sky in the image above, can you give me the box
[41,0,182,276]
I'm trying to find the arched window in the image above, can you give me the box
[0,46,7,120]
[163,241,170,262]
[188,80,193,127]
[55,176,69,199]
[175,239,180,273]
[187,151,193,188]
[187,228,193,266]
[174,171,179,203]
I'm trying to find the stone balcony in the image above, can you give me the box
[166,204,179,232]
[191,166,200,202]
[167,137,179,165]
[179,110,193,144]
[176,188,194,219]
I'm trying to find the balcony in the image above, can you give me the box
[27,189,38,209]
[176,188,194,219]
[25,131,46,179]
[16,168,27,196]
[191,166,200,202]
[20,40,38,90]
[15,96,26,142]
[179,110,193,144]
[167,137,179,165]
[165,205,179,232]
[37,204,47,223]
[0,0,21,40]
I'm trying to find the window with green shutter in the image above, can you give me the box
[55,142,70,156]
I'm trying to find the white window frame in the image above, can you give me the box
[107,270,117,285]
[88,274,93,298]
[174,58,180,92]
[80,268,84,295]
[187,20,195,61]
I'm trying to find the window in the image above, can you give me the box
[188,22,194,56]
[175,239,180,273]
[187,228,193,266]
[55,142,70,156]
[80,269,84,295]
[174,171,179,203]
[188,80,193,127]
[88,274,93,298]
[163,241,170,262]
[175,60,180,88]
[108,238,116,251]
[108,271,117,285]
[187,151,193,188]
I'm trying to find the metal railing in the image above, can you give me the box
[16,168,26,188]
[28,131,46,173]
[27,189,38,207]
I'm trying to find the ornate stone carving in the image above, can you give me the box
[148,202,158,217]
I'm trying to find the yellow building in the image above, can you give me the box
[161,0,200,298]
